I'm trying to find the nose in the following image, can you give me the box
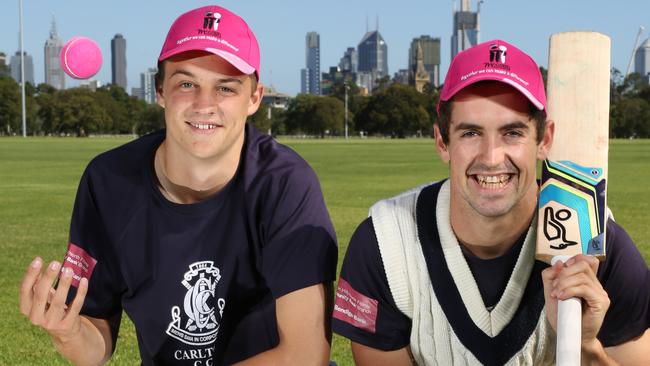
[479,135,506,168]
[192,88,219,115]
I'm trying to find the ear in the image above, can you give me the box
[433,124,450,163]
[156,87,165,109]
[536,119,555,160]
[247,83,265,116]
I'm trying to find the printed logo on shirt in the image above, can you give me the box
[333,278,379,333]
[166,261,226,346]
[62,242,97,287]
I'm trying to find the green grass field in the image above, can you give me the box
[1,137,648,365]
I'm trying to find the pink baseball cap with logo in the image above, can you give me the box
[158,5,260,80]
[438,39,545,112]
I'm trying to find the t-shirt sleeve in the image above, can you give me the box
[332,217,412,351]
[65,165,123,319]
[261,163,338,299]
[597,219,650,347]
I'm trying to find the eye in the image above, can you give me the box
[460,130,479,138]
[217,85,236,94]
[505,129,524,137]
[179,81,194,89]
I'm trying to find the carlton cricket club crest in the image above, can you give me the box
[166,261,226,346]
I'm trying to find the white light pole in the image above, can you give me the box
[19,0,27,137]
[344,83,349,139]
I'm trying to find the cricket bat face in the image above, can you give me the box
[536,32,610,264]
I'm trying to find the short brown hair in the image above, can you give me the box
[436,89,547,145]
[155,60,258,94]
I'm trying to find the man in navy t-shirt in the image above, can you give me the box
[332,40,650,365]
[19,5,337,365]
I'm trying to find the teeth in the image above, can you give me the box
[190,123,217,130]
[476,175,510,188]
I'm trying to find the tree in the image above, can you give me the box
[0,77,21,135]
[284,94,345,137]
[355,84,430,138]
[136,104,165,136]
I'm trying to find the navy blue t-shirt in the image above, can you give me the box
[333,183,650,354]
[67,125,338,365]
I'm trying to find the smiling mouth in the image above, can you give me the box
[187,122,220,130]
[474,174,512,189]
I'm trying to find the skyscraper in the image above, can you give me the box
[339,47,358,73]
[111,34,127,89]
[635,37,650,83]
[44,16,65,90]
[0,52,8,77]
[141,67,157,104]
[300,32,320,95]
[451,0,481,59]
[357,30,388,93]
[10,51,34,85]
[409,36,441,87]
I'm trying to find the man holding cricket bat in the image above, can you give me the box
[332,39,650,365]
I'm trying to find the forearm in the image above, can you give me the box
[581,339,618,366]
[51,316,112,366]
[233,343,330,366]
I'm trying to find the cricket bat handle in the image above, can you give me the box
[551,255,582,366]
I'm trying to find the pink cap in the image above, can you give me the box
[158,5,260,80]
[438,39,545,112]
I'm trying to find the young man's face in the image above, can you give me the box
[156,51,262,161]
[435,82,553,219]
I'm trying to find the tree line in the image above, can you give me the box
[0,67,648,138]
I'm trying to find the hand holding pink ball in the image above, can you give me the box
[60,36,103,79]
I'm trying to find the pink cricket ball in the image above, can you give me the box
[60,36,103,79]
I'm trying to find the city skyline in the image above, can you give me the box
[1,0,649,96]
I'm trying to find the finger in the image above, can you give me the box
[565,255,599,276]
[552,272,592,298]
[47,267,74,322]
[30,261,61,321]
[63,277,88,324]
[19,258,43,316]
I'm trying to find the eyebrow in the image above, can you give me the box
[453,121,530,133]
[169,69,244,84]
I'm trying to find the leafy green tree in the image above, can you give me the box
[136,104,165,136]
[284,94,344,137]
[0,77,21,135]
[355,84,430,138]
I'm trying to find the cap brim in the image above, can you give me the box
[441,74,544,110]
[159,44,256,76]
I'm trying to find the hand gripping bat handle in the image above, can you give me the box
[551,255,582,366]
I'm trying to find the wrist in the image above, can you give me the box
[581,338,616,366]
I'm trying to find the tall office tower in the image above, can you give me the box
[358,30,388,77]
[300,32,320,95]
[339,47,358,73]
[635,37,650,83]
[141,67,158,104]
[44,17,65,90]
[409,36,441,87]
[111,34,127,89]
[451,0,481,59]
[10,51,34,85]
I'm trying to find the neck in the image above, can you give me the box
[154,139,241,204]
[450,191,536,259]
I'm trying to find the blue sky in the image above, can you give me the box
[1,0,649,96]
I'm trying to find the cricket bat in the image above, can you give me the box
[536,32,610,365]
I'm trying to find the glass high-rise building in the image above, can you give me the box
[409,36,441,87]
[10,51,34,85]
[44,17,65,90]
[339,47,358,73]
[451,0,480,59]
[635,37,650,83]
[141,67,158,104]
[357,30,388,77]
[111,34,127,89]
[301,32,320,95]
